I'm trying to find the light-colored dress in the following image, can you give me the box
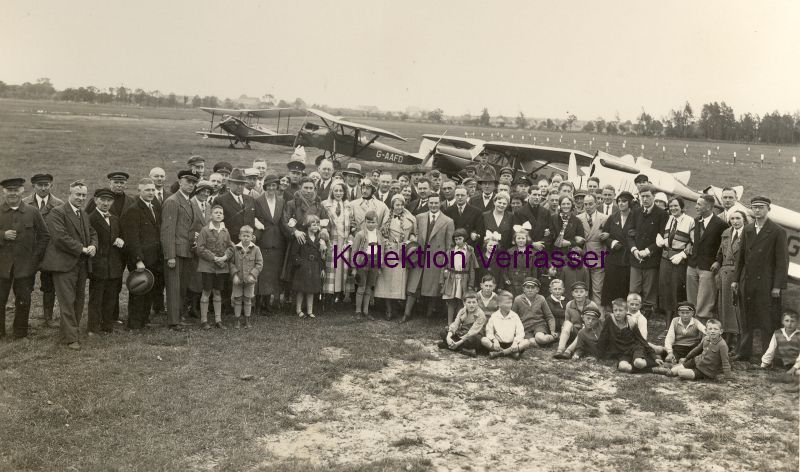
[322,199,355,295]
[716,227,742,334]
[374,209,417,300]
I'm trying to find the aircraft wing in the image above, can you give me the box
[246,133,297,145]
[247,108,306,119]
[199,107,248,116]
[421,134,485,150]
[483,142,595,167]
[306,108,407,142]
[196,131,235,140]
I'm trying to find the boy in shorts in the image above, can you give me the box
[481,290,524,360]
[230,225,263,329]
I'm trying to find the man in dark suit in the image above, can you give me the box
[213,168,257,244]
[315,159,336,201]
[599,185,618,216]
[375,172,395,206]
[439,179,457,212]
[149,167,172,205]
[512,189,551,252]
[444,186,482,246]
[686,194,726,320]
[0,178,50,339]
[87,188,125,334]
[409,178,432,215]
[121,178,163,329]
[41,181,98,349]
[733,195,789,361]
[161,171,203,330]
[86,171,136,217]
[22,173,63,325]
[469,173,497,213]
[626,185,668,315]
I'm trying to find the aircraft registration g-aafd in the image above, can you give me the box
[293,109,435,167]
[196,107,306,149]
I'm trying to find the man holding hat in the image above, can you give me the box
[87,188,125,334]
[120,178,163,329]
[161,170,204,330]
[732,195,789,361]
[0,178,50,339]
[469,171,497,212]
[342,163,363,201]
[40,180,97,350]
[86,171,136,217]
[23,173,63,325]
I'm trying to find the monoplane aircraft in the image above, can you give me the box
[196,107,306,149]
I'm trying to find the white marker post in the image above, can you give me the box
[606,142,609,150]
[760,153,764,168]
[547,137,550,143]
[793,156,796,164]
[622,142,626,149]
[683,147,687,158]
[707,149,711,164]
[733,151,736,165]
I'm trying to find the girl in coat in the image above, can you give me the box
[547,196,587,298]
[291,214,326,318]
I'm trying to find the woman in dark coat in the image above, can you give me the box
[290,214,325,318]
[546,195,587,299]
[254,174,292,314]
[600,192,635,307]
[281,177,326,284]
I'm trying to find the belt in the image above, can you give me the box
[661,248,685,259]
[450,269,469,274]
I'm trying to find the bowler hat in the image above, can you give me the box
[126,269,154,295]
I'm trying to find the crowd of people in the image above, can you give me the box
[0,150,796,380]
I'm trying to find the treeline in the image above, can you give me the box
[3,79,799,145]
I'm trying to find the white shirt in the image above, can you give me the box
[230,191,243,205]
[36,194,48,209]
[69,202,81,216]
[156,189,164,201]
[265,195,276,217]
[485,310,524,344]
[761,328,800,366]
[98,211,111,226]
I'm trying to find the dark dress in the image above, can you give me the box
[600,210,634,306]
[546,212,587,297]
[254,194,291,295]
[477,210,514,251]
[280,192,326,283]
[290,235,324,294]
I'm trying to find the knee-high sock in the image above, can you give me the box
[212,294,222,323]
[244,297,252,318]
[200,295,210,324]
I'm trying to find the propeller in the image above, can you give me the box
[420,129,449,167]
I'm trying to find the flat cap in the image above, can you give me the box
[31,173,53,184]
[0,178,25,189]
[107,171,129,181]
[177,170,200,182]
[187,155,205,165]
[93,187,116,199]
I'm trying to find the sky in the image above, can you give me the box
[2,0,798,121]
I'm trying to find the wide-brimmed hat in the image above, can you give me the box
[126,269,154,295]
[342,163,363,178]
[227,168,247,184]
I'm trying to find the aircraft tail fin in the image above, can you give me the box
[671,170,691,185]
[567,153,580,187]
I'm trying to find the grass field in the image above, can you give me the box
[0,98,798,471]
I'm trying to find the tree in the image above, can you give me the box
[545,118,555,131]
[479,108,491,127]
[294,97,306,108]
[560,122,568,132]
[515,112,529,129]
[606,121,619,135]
[277,99,290,108]
[594,118,606,134]
[566,114,577,131]
[582,121,595,133]
[428,108,444,123]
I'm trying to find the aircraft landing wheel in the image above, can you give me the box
[228,144,235,149]
[245,143,252,150]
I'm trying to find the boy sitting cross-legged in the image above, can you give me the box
[655,318,733,381]
[481,290,525,360]
[555,306,604,360]
[515,277,558,353]
[597,298,659,373]
[438,291,486,358]
[654,301,706,363]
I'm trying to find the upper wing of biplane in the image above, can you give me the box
[200,107,306,119]
[421,134,485,150]
[482,142,595,168]
[306,109,407,142]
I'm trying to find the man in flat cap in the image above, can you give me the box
[161,170,204,330]
[169,156,207,194]
[732,195,789,361]
[498,167,514,187]
[120,178,163,330]
[41,180,97,350]
[243,168,263,198]
[0,178,50,339]
[86,188,125,335]
[86,172,136,217]
[22,173,63,325]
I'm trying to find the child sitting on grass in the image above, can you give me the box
[761,310,800,370]
[196,205,234,330]
[625,293,649,340]
[656,301,705,363]
[438,291,486,357]
[655,319,733,382]
[481,290,524,360]
[514,277,557,352]
[230,225,263,329]
[545,278,566,332]
[553,281,600,358]
[597,298,658,373]
[555,306,604,360]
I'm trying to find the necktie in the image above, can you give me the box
[588,213,593,228]
[458,205,464,215]
[39,198,45,211]
[699,220,705,239]
[157,191,162,203]
[668,218,677,247]
[102,212,110,226]
[238,196,244,208]
[336,201,341,216]
[426,214,435,241]
[148,203,156,220]
[75,209,86,242]
[731,230,738,246]
[351,189,356,200]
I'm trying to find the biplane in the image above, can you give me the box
[196,107,306,149]
[423,135,800,281]
[293,109,432,167]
